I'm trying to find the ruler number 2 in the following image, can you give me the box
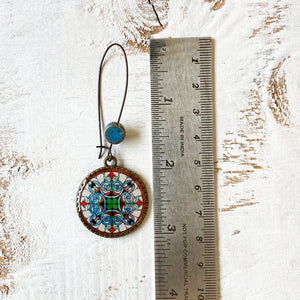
[166,160,175,168]
[195,210,203,217]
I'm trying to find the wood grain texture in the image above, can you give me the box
[1,0,300,299]
[204,0,226,11]
[268,58,291,126]
[86,0,168,52]
[0,127,41,295]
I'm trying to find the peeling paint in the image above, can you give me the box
[219,1,290,213]
[219,88,266,211]
[268,58,291,126]
[221,190,257,212]
[124,0,169,52]
[0,129,40,295]
[232,230,240,235]
[248,1,288,39]
[221,89,265,188]
[86,0,168,53]
[204,0,226,10]
[221,201,258,212]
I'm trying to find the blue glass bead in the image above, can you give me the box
[104,122,126,144]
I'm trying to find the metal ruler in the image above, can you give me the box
[150,38,217,300]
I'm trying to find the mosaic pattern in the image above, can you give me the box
[76,167,147,237]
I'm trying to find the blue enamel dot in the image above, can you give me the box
[104,122,126,144]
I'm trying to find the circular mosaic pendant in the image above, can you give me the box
[76,166,148,238]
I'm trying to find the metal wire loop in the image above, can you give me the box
[96,43,129,160]
[104,155,118,167]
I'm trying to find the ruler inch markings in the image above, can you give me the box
[151,37,217,300]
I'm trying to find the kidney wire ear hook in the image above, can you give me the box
[77,42,148,238]
[97,43,129,161]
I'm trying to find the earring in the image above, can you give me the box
[76,43,148,238]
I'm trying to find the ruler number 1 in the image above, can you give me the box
[164,97,173,103]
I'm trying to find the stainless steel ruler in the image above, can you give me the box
[150,37,217,300]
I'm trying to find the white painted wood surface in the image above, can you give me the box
[1,0,300,299]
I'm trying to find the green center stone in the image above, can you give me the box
[107,198,118,209]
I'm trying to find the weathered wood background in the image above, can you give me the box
[1,0,300,299]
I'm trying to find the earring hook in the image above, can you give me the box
[96,43,129,160]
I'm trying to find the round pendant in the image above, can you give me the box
[76,165,148,238]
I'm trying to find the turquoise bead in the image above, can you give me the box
[104,122,126,144]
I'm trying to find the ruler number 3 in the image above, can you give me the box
[167,224,176,232]
[193,109,200,115]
